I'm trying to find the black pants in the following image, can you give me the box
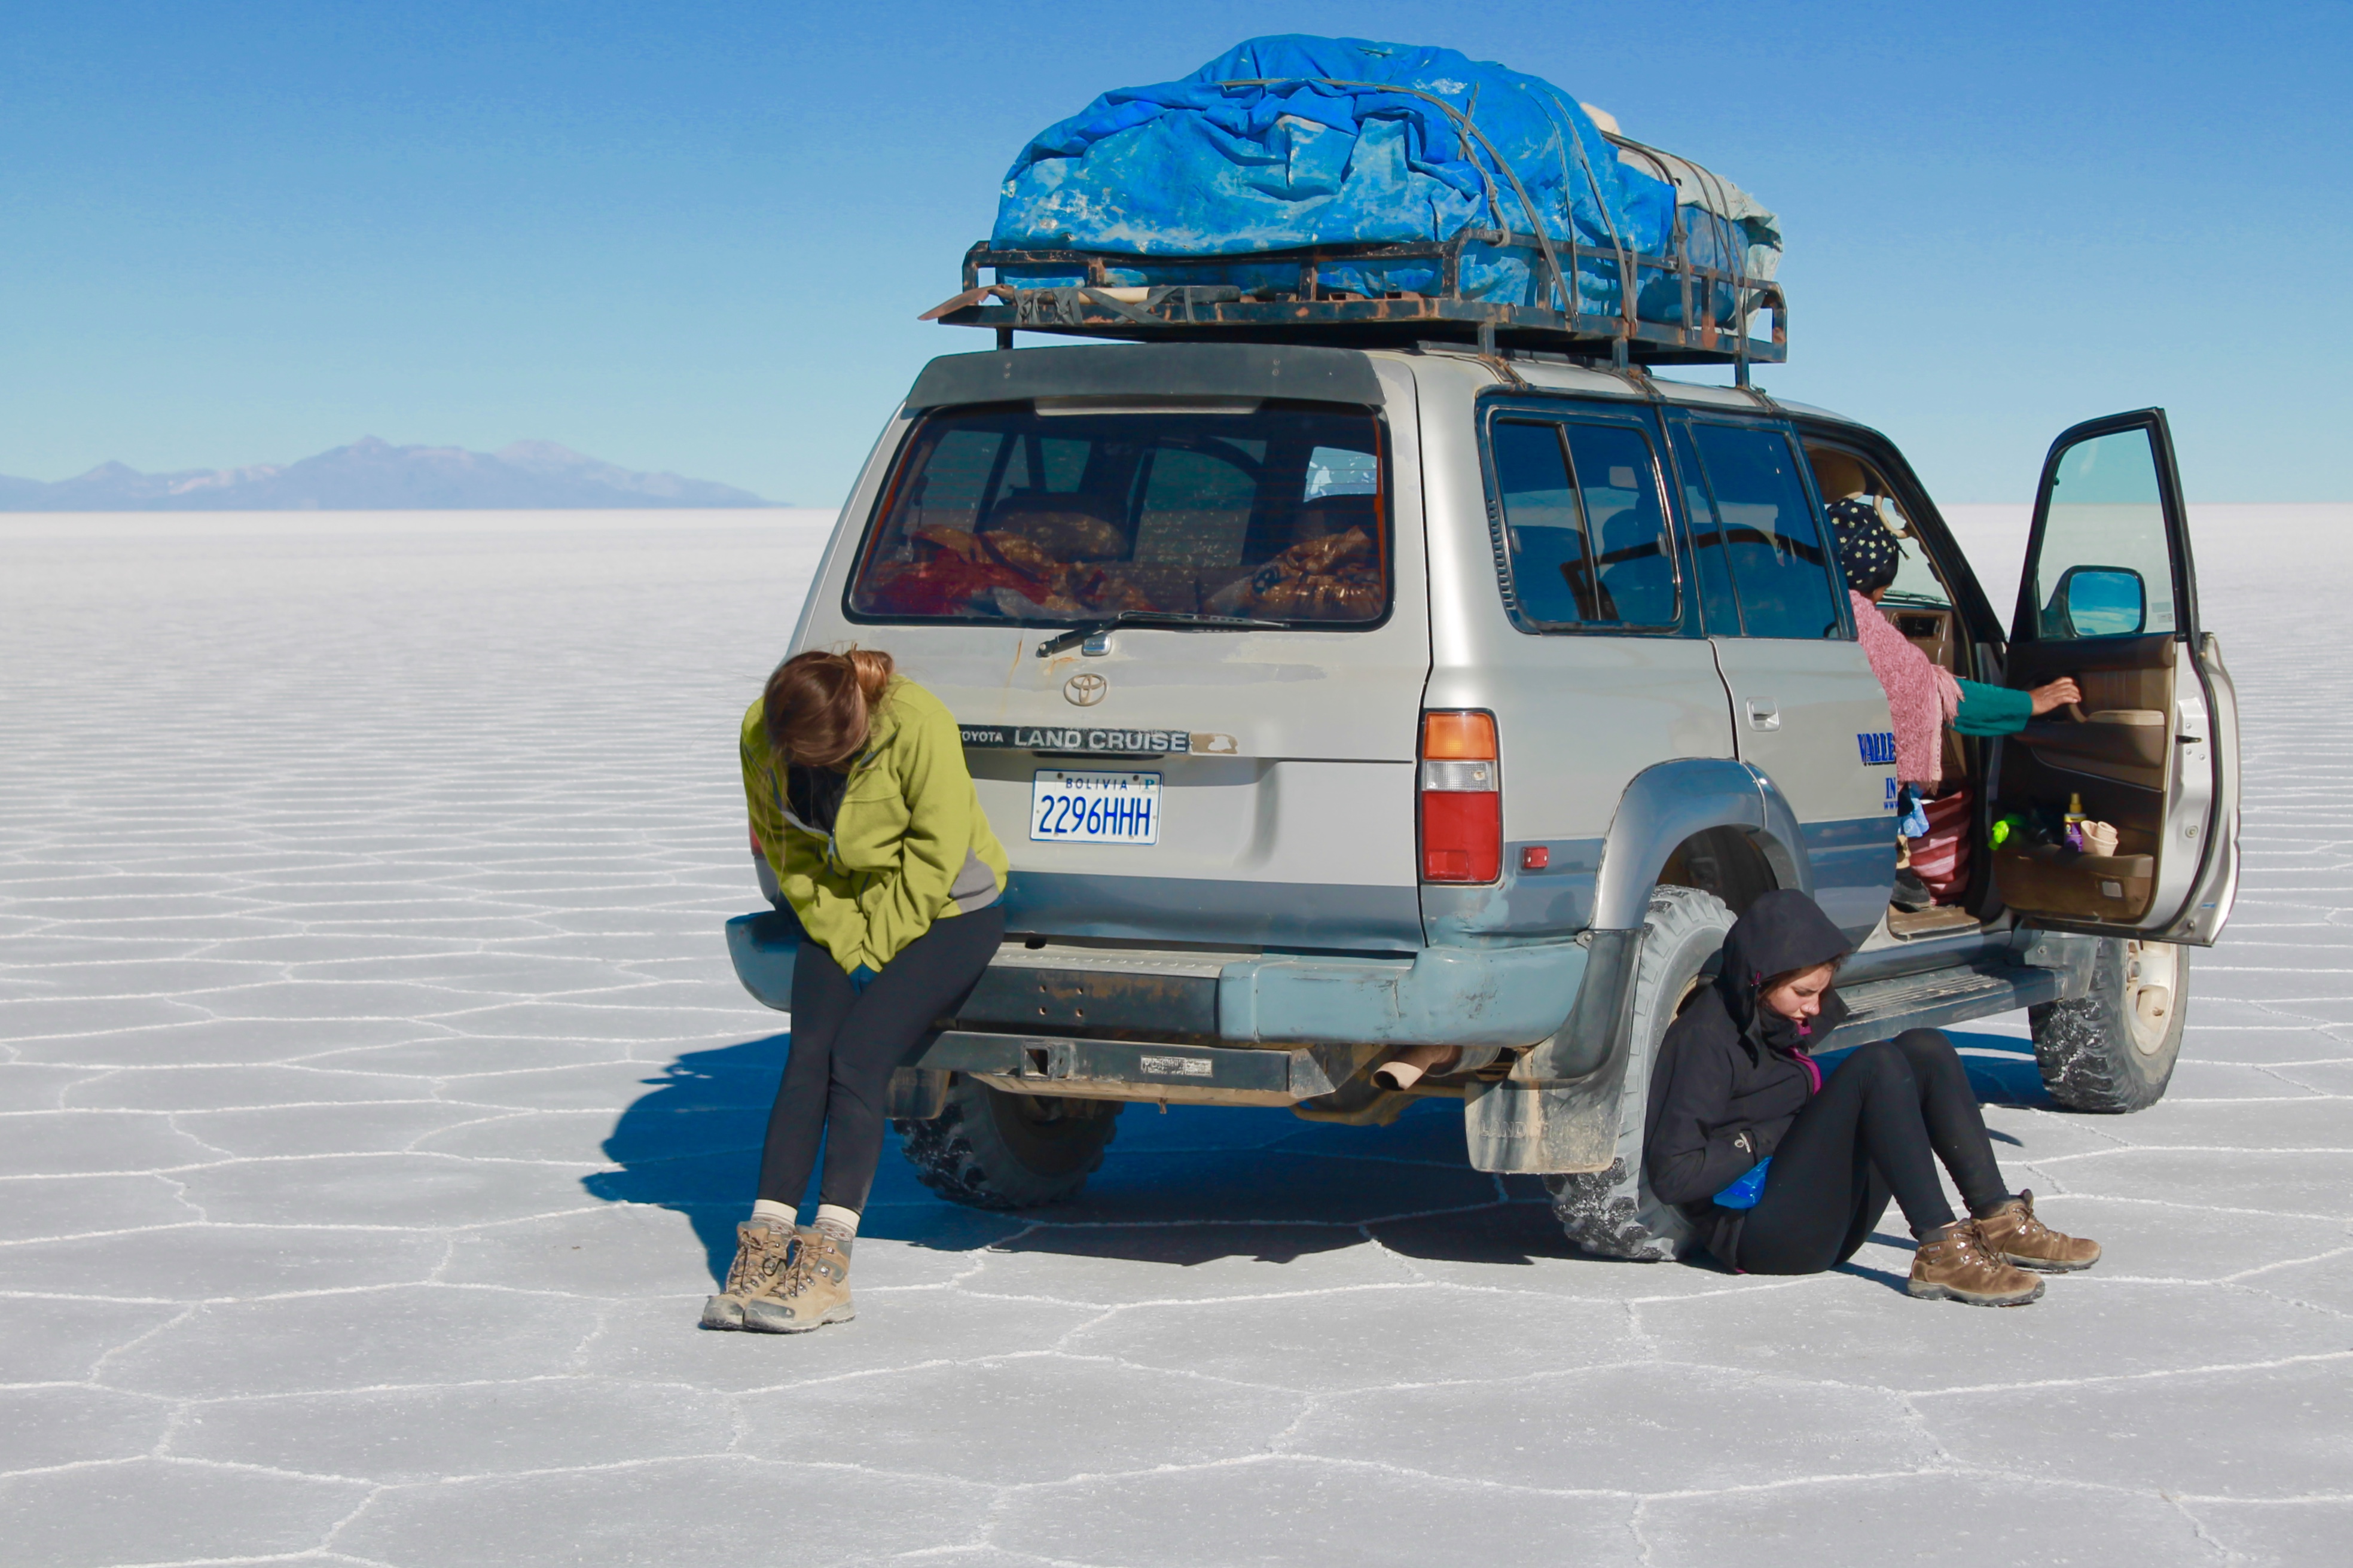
[1735,1029,2012,1276]
[755,905,1003,1215]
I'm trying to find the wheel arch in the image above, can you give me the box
[1592,759,1811,931]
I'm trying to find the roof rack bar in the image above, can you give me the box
[924,231,1784,367]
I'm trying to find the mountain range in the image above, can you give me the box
[0,438,772,510]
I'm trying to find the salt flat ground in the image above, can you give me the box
[2,504,2347,1568]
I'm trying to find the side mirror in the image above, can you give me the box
[2052,565,2147,637]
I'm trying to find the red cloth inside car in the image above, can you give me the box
[1908,788,1974,902]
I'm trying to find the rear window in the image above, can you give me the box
[847,402,1388,627]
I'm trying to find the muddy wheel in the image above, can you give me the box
[894,1076,1122,1209]
[1543,884,1734,1261]
[2031,938,2187,1113]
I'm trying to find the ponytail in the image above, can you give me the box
[762,646,896,768]
[846,646,895,709]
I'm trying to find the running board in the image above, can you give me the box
[1829,962,2063,1049]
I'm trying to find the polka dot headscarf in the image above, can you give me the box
[1828,496,1902,595]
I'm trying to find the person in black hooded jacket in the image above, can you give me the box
[1644,889,2102,1304]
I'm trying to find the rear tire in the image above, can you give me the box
[894,1076,1122,1209]
[2031,938,2187,1112]
[1544,885,1734,1261]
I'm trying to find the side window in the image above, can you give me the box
[1563,422,1677,627]
[2031,426,2177,639]
[1493,420,1604,623]
[1490,416,1678,629]
[1690,423,1842,639]
[1305,444,1380,498]
[1671,424,1743,635]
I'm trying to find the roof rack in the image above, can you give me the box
[921,228,1785,375]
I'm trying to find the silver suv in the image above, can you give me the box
[727,332,2239,1259]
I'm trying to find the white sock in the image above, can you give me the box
[812,1203,859,1253]
[812,1203,859,1237]
[750,1199,796,1230]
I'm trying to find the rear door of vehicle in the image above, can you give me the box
[1667,413,1895,939]
[1991,409,2240,944]
[1462,395,1736,934]
[801,349,1430,953]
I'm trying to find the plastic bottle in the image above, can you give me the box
[2064,792,2087,852]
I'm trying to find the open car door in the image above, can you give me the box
[1992,409,2240,945]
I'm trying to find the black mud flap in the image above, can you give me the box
[1462,928,1644,1174]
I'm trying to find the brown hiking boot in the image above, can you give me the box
[1909,1218,2044,1307]
[741,1227,855,1334]
[1976,1190,2101,1273]
[700,1219,801,1331]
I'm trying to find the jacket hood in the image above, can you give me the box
[1714,889,1853,1050]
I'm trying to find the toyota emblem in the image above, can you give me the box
[1063,673,1108,707]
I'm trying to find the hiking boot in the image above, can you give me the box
[1976,1190,2101,1273]
[741,1227,855,1334]
[1909,1218,2044,1307]
[700,1219,801,1331]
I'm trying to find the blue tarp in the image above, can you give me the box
[993,36,1779,325]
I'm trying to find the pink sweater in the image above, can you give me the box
[1851,591,1961,788]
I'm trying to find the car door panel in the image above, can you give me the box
[1994,409,2238,942]
[1670,414,1893,941]
[1455,395,1736,942]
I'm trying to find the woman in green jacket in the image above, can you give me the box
[703,648,1008,1335]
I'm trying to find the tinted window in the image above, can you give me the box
[1493,421,1601,622]
[1690,423,1842,639]
[1491,417,1677,628]
[1671,424,1743,635]
[1564,423,1677,626]
[849,404,1387,626]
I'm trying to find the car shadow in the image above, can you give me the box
[1815,1029,2050,1109]
[587,1027,2055,1287]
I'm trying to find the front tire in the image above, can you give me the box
[895,1076,1122,1209]
[1545,885,1735,1261]
[2031,938,2187,1112]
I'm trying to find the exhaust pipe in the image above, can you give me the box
[1371,1044,1463,1091]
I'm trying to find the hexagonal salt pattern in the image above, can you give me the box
[3,507,2348,1568]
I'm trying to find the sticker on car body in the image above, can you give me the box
[964,725,1238,756]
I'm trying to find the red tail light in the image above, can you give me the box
[1420,711,1500,883]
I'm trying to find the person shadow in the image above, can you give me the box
[583,1026,2056,1288]
[580,1033,792,1285]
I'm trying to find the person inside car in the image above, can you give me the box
[703,646,1009,1335]
[1644,889,2101,1303]
[1829,499,2079,907]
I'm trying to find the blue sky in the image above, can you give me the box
[4,1,2345,504]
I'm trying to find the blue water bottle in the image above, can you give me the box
[1714,1158,1772,1209]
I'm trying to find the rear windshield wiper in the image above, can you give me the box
[1035,610,1287,658]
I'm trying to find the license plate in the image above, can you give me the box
[1030,770,1161,844]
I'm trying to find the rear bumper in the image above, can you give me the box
[921,1030,1353,1107]
[725,908,1589,1055]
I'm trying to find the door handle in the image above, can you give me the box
[1745,701,1781,731]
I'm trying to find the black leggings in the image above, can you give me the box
[1735,1029,2012,1276]
[755,905,1003,1215]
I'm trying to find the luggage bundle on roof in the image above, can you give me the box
[924,35,1785,367]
